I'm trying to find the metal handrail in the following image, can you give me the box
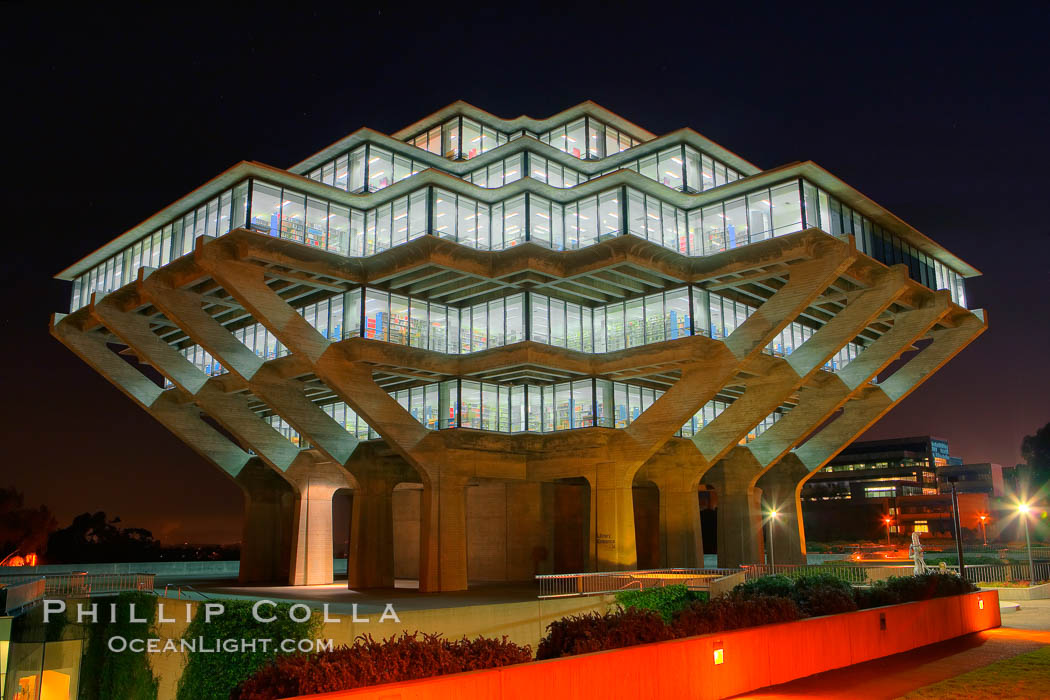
[0,572,155,598]
[536,567,739,599]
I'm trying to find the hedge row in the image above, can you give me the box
[236,573,976,695]
[233,632,532,700]
[540,573,976,659]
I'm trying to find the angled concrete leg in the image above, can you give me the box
[705,461,764,568]
[419,474,470,592]
[757,455,810,566]
[237,460,297,584]
[348,473,397,589]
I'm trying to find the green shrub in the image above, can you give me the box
[80,592,159,700]
[671,595,801,637]
[176,599,321,700]
[732,574,795,599]
[733,574,856,617]
[615,585,707,622]
[855,573,977,609]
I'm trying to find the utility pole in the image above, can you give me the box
[948,478,966,581]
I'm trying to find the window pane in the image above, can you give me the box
[771,182,802,236]
[506,294,524,343]
[306,198,328,248]
[724,198,747,249]
[364,290,388,341]
[281,190,306,243]
[625,298,644,347]
[434,190,455,240]
[250,182,281,236]
[747,191,772,242]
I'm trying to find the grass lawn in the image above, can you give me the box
[902,645,1050,698]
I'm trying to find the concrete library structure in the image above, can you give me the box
[51,102,986,592]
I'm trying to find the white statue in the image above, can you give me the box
[909,531,927,575]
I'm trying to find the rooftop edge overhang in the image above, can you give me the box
[55,160,981,283]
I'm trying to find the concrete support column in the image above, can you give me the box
[289,479,341,586]
[589,464,638,571]
[704,461,764,568]
[348,473,398,589]
[506,482,553,580]
[655,484,704,569]
[419,474,470,592]
[236,460,297,584]
[756,455,810,566]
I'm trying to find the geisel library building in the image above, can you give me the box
[51,102,986,592]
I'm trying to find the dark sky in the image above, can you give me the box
[2,4,1047,543]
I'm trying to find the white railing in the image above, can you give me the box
[536,568,738,599]
[0,572,155,598]
[958,562,1050,583]
[740,564,882,583]
[0,577,46,614]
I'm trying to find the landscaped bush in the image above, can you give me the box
[234,633,532,699]
[671,595,802,637]
[731,574,795,600]
[536,608,673,660]
[536,595,802,659]
[615,584,708,621]
[732,574,857,616]
[854,573,977,609]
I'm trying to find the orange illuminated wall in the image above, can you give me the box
[284,591,1000,700]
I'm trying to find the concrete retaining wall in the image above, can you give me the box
[283,591,1000,700]
[980,582,1050,600]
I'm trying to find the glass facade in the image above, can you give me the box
[69,175,968,315]
[599,145,743,192]
[249,180,428,256]
[406,117,508,160]
[167,284,866,391]
[266,376,785,445]
[801,181,967,306]
[306,144,428,193]
[541,117,639,159]
[465,153,525,188]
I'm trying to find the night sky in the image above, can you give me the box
[2,4,1047,544]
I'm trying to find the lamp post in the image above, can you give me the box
[767,509,778,570]
[1018,503,1036,586]
[978,515,988,547]
[883,516,893,547]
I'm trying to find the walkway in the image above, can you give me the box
[737,600,1050,699]
[155,577,543,614]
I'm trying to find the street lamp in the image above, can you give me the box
[767,508,779,570]
[978,514,988,547]
[883,516,893,547]
[1018,503,1036,586]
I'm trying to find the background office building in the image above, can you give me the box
[801,436,1003,541]
[51,101,986,590]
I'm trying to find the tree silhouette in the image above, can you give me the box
[0,487,57,563]
[1019,422,1050,497]
[46,511,160,564]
